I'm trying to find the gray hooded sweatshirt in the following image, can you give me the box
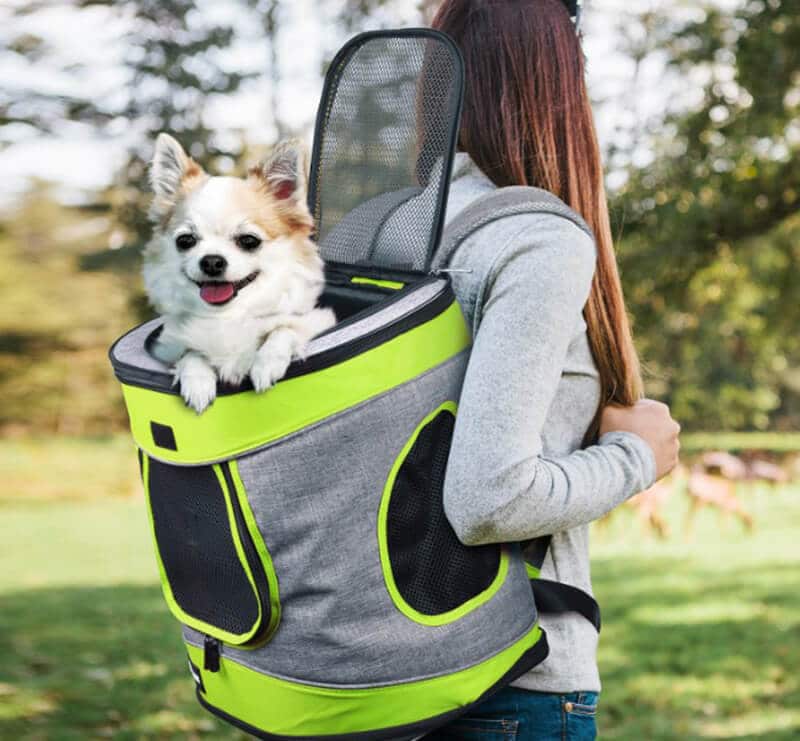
[437,152,657,693]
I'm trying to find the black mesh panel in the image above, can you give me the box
[308,30,463,272]
[386,410,501,615]
[147,458,260,635]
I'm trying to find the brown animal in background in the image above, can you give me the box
[744,459,789,487]
[699,451,748,480]
[625,474,676,539]
[602,450,787,538]
[685,463,754,535]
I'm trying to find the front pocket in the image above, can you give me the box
[142,455,280,646]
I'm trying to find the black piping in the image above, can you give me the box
[194,630,548,741]
[221,463,276,643]
[109,278,456,395]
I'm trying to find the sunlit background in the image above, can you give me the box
[1,1,798,738]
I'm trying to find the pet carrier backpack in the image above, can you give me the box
[110,28,599,740]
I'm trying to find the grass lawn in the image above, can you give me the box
[1,436,798,739]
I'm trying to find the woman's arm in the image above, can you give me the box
[443,220,657,546]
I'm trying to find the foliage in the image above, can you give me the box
[0,183,135,433]
[614,0,800,430]
[681,430,800,454]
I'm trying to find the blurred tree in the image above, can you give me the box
[1,182,134,434]
[4,0,260,319]
[613,0,800,430]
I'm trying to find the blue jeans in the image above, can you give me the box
[427,686,598,740]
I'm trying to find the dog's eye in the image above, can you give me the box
[175,234,197,251]
[236,234,262,251]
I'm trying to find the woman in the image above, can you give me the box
[426,1,681,738]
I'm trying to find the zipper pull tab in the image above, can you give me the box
[203,635,220,673]
[428,267,474,276]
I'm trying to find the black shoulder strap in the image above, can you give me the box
[432,185,594,270]
[524,535,601,633]
[532,579,602,633]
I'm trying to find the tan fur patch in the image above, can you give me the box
[181,160,207,193]
[243,175,314,238]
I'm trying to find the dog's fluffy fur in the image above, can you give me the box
[143,133,335,413]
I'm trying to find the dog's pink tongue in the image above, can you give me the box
[200,282,235,304]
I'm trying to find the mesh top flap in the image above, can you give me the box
[307,29,464,273]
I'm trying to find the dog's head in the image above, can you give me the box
[142,133,319,316]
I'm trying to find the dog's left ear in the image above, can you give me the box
[250,140,308,204]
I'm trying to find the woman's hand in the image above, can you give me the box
[600,399,680,481]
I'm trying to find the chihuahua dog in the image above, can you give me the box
[143,133,335,413]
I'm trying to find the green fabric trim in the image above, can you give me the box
[350,276,405,290]
[525,562,541,579]
[376,401,510,626]
[186,620,543,736]
[141,457,263,645]
[122,300,470,465]
[228,461,282,644]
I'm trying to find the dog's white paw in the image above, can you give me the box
[217,355,252,387]
[250,352,291,393]
[175,353,218,414]
[250,327,297,393]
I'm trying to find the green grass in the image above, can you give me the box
[593,486,800,739]
[0,436,141,501]
[680,432,800,453]
[1,436,798,739]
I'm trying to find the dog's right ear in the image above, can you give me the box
[148,133,206,222]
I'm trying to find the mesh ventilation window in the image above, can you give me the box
[147,459,260,636]
[308,30,464,272]
[386,410,501,615]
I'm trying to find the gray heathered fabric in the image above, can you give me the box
[435,152,657,694]
[184,348,540,687]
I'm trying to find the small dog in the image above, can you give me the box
[143,133,335,413]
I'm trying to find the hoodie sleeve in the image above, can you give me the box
[442,218,656,545]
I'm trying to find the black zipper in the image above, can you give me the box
[203,635,220,673]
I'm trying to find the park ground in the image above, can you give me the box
[1,436,798,740]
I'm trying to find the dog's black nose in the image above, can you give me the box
[199,254,227,277]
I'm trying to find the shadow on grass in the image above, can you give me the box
[2,562,798,740]
[1,584,244,740]
[592,557,800,740]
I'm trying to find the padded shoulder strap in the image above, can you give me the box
[432,185,594,270]
[434,186,601,631]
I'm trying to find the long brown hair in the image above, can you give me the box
[432,0,643,437]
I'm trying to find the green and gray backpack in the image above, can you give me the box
[110,29,599,740]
